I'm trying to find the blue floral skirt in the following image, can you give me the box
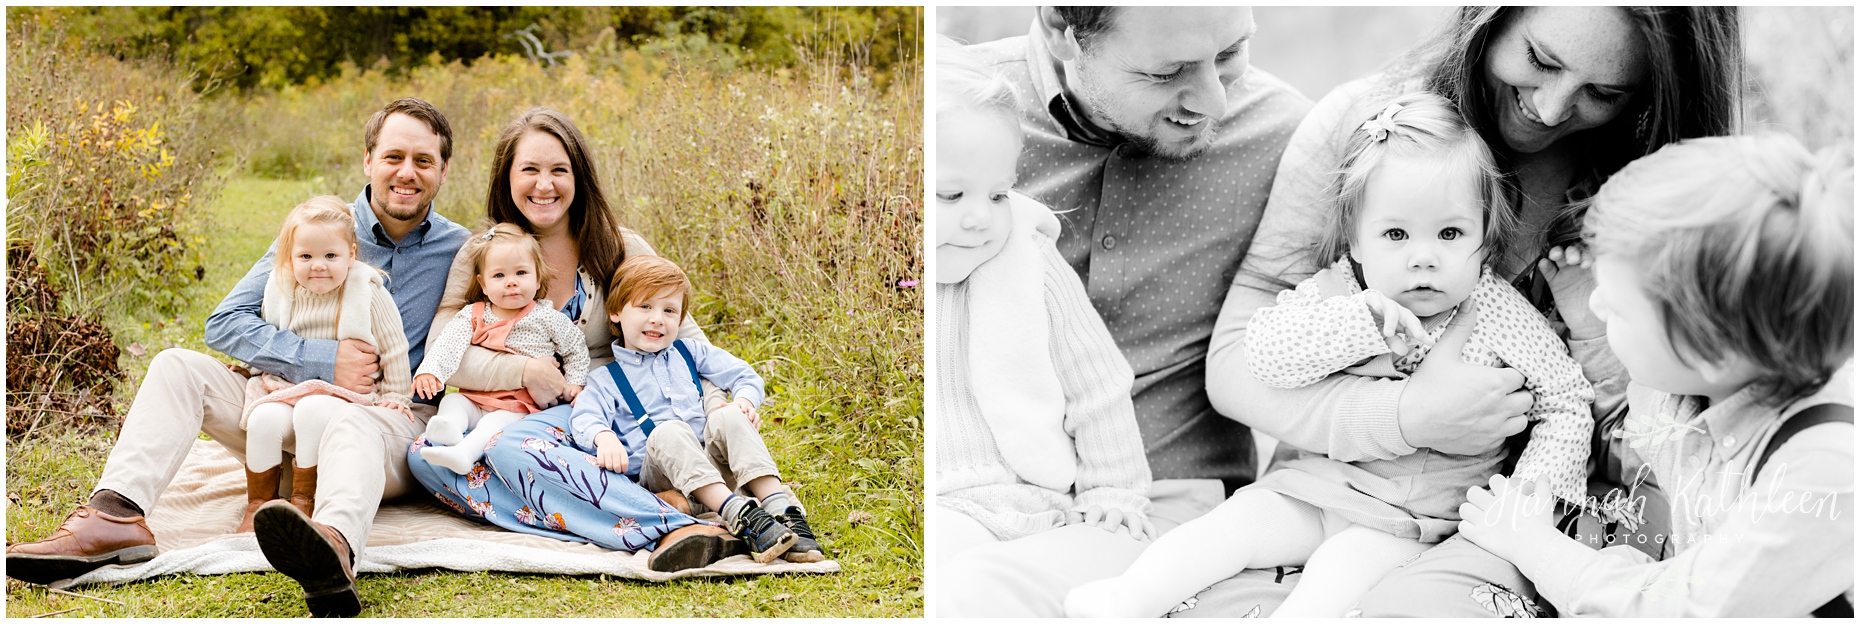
[406,404,699,552]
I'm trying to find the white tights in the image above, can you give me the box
[419,393,524,474]
[1065,489,1432,618]
[244,397,340,472]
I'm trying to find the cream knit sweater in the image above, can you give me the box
[935,228,1153,541]
[263,281,413,410]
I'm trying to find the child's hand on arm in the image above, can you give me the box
[592,431,629,474]
[1362,289,1432,356]
[412,373,443,399]
[1068,505,1159,542]
[563,384,583,402]
[1458,474,1562,564]
[733,397,760,428]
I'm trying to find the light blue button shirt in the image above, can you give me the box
[570,339,765,479]
[204,186,468,404]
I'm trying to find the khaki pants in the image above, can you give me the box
[93,348,433,551]
[637,406,781,509]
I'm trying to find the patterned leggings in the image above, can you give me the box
[406,403,699,552]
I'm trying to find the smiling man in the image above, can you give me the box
[5,98,469,617]
[940,6,1311,617]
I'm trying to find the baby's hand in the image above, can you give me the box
[593,431,629,474]
[1361,290,1431,356]
[1539,245,1603,340]
[412,374,443,399]
[733,397,760,428]
[1068,505,1158,542]
[562,384,583,402]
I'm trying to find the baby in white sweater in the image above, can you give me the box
[414,223,590,473]
[933,42,1154,568]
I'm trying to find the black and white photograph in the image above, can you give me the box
[932,6,1853,618]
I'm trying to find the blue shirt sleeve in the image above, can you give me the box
[570,366,621,450]
[688,342,765,407]
[203,243,339,384]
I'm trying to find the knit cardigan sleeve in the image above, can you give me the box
[1474,278,1595,504]
[1038,237,1152,518]
[369,279,414,410]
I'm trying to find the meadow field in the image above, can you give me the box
[6,9,922,618]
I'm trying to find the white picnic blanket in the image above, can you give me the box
[61,440,838,587]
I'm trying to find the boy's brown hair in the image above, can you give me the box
[1586,134,1853,406]
[606,255,692,332]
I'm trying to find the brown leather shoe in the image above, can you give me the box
[288,463,318,518]
[254,500,359,617]
[654,489,693,516]
[5,506,157,585]
[646,523,749,572]
[238,465,285,533]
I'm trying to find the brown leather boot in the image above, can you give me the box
[654,489,693,516]
[238,465,285,533]
[289,463,318,518]
[5,506,158,585]
[254,499,358,617]
[646,523,748,572]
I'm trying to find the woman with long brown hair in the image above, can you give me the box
[405,107,740,571]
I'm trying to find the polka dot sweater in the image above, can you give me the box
[1246,257,1595,504]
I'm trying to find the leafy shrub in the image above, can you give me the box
[6,13,236,319]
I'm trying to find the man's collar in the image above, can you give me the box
[353,184,435,246]
[1025,20,1123,148]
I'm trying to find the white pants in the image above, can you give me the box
[94,348,433,550]
[243,399,340,471]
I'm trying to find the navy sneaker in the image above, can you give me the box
[726,499,797,564]
[774,507,826,563]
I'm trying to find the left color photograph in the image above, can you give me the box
[4,6,922,617]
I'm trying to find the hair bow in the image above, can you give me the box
[480,230,496,241]
[1359,102,1404,142]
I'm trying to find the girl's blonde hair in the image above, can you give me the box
[936,36,1019,127]
[460,222,554,305]
[273,195,361,287]
[1314,92,1518,269]
[1586,134,1853,406]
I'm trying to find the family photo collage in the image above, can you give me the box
[4,5,1854,619]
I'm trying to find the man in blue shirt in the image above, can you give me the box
[7,98,469,617]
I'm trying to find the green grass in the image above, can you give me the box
[8,167,921,617]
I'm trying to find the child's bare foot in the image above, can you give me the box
[420,445,479,475]
[1065,577,1157,618]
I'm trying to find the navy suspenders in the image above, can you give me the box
[602,340,703,436]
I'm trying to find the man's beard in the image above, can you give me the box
[372,190,431,223]
[1076,71,1218,162]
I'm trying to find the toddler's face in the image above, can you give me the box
[1351,153,1486,318]
[935,108,1020,284]
[611,288,684,353]
[478,242,541,313]
[290,221,356,295]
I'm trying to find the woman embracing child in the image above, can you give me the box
[1457,134,1853,616]
[414,222,590,474]
[239,196,414,532]
[1067,93,1595,617]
